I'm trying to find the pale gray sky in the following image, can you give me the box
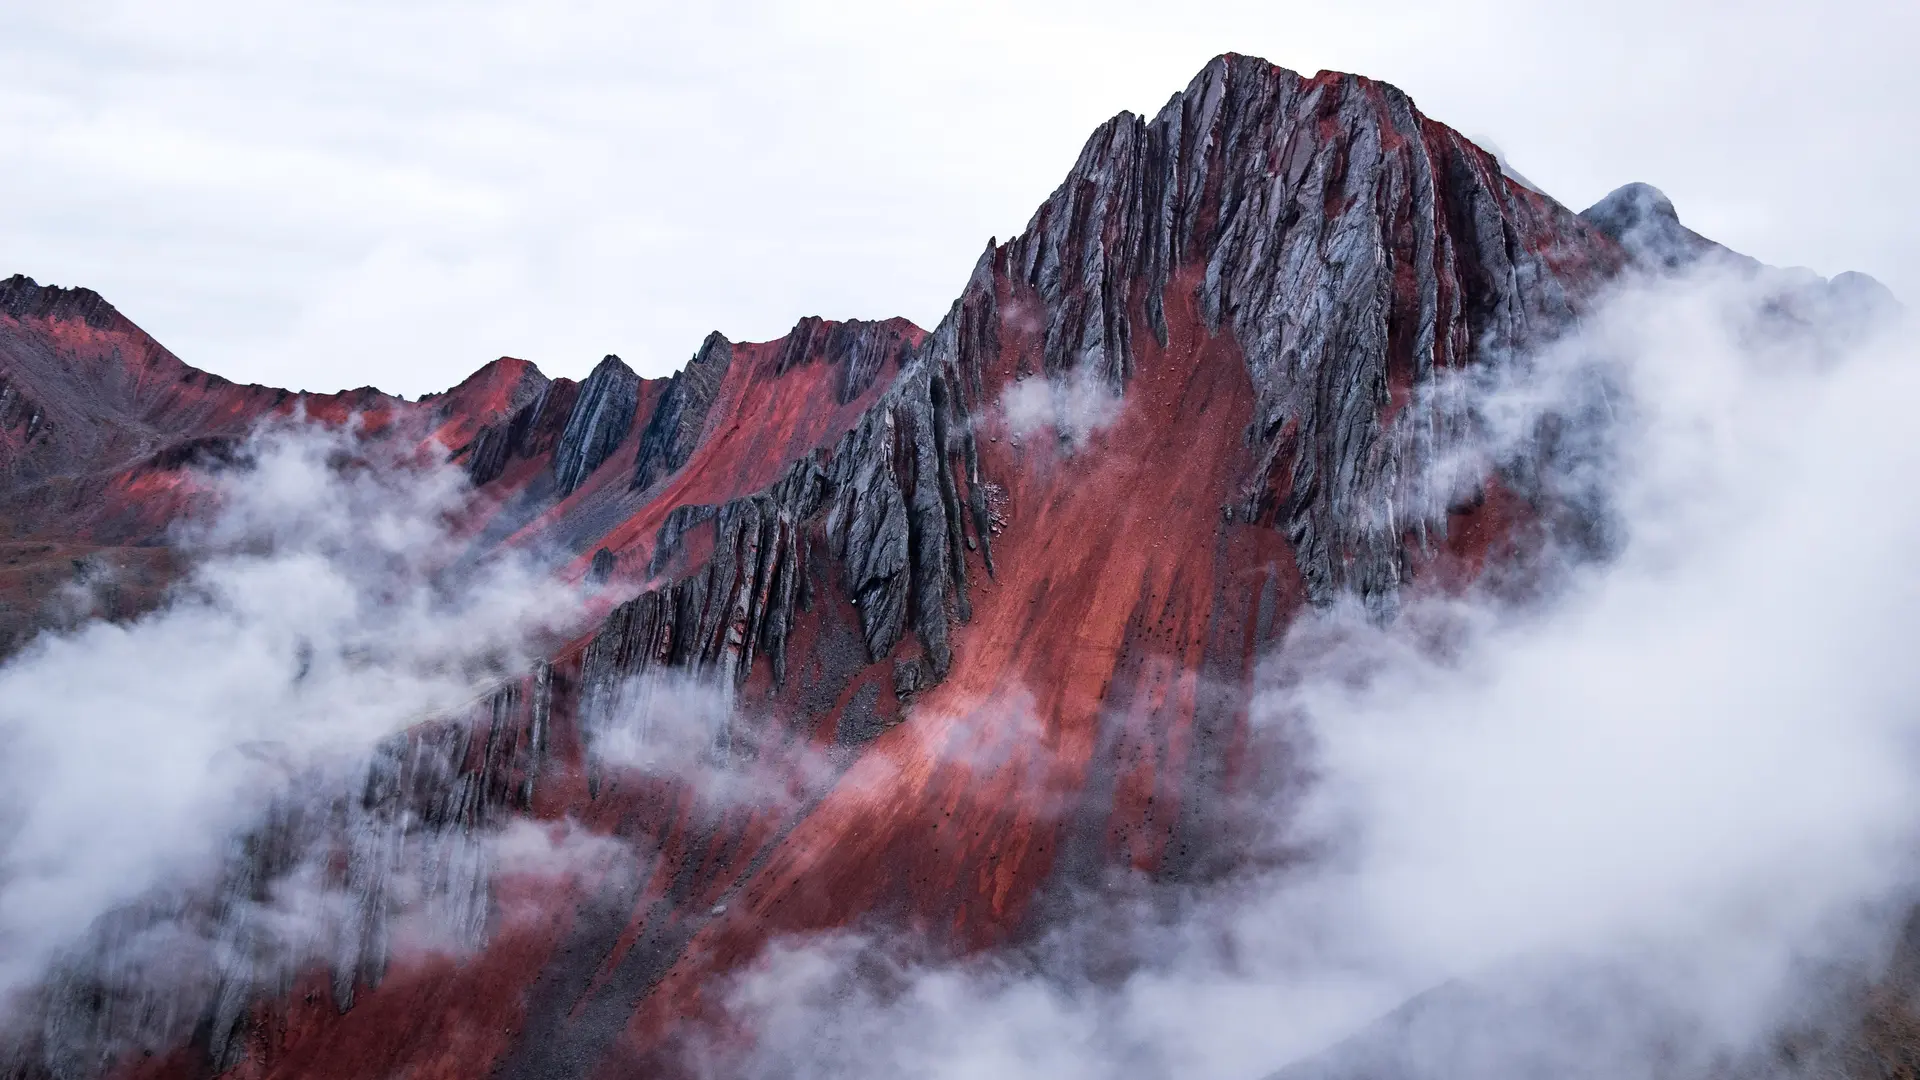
[3,0,1913,395]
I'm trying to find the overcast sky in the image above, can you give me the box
[3,0,1913,396]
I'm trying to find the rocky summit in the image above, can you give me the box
[0,53,1900,1080]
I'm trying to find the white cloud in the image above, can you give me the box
[997,368,1125,447]
[0,420,574,1018]
[490,818,637,890]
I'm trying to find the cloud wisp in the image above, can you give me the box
[997,366,1127,449]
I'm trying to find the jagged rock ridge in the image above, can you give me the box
[630,332,733,493]
[553,355,642,496]
[1004,56,1623,605]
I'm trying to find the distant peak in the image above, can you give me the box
[1826,270,1904,327]
[1579,183,1734,272]
[692,332,732,367]
[0,274,129,332]
[457,355,545,384]
[421,356,550,413]
[1582,183,1680,235]
[587,353,636,380]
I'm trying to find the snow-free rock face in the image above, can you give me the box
[628,331,734,494]
[997,56,1624,608]
[552,355,643,496]
[0,52,1899,1080]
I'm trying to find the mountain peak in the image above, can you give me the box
[1579,182,1744,271]
[0,274,130,332]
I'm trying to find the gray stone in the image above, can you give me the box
[553,355,642,496]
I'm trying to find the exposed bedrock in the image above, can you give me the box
[552,355,642,496]
[605,346,984,713]
[770,314,922,405]
[0,275,132,331]
[623,316,922,499]
[460,373,570,487]
[1000,53,1624,608]
[630,332,733,494]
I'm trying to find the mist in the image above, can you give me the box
[0,421,578,1067]
[581,669,840,813]
[999,366,1127,448]
[687,259,1920,1078]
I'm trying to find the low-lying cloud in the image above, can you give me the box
[0,420,581,1068]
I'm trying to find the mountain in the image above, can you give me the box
[0,53,1899,1079]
